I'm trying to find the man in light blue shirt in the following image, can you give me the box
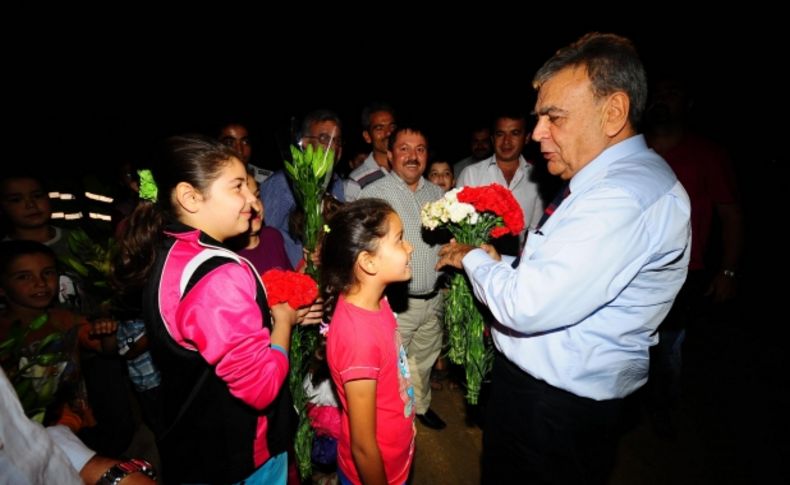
[437,33,691,484]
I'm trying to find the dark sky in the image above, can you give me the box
[8,18,777,178]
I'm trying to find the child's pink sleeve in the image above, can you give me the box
[329,311,381,383]
[175,263,289,410]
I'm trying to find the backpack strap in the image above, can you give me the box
[158,250,240,443]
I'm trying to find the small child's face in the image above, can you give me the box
[428,162,454,192]
[246,175,264,234]
[0,178,51,230]
[372,212,413,283]
[0,253,58,311]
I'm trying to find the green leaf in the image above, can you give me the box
[59,255,90,277]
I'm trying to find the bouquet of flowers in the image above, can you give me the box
[282,141,335,479]
[422,184,524,403]
[261,269,319,310]
[0,313,92,428]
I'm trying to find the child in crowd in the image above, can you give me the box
[0,240,116,433]
[426,159,455,192]
[114,135,320,484]
[321,199,416,485]
[425,159,455,390]
[229,173,292,273]
[0,175,83,309]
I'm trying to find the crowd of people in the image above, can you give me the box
[1,31,743,485]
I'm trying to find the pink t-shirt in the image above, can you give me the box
[327,295,415,485]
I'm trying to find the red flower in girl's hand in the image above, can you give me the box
[262,269,318,309]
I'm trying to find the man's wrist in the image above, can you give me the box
[95,458,156,485]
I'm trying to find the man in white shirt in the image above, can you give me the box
[437,33,690,484]
[0,368,155,484]
[456,114,544,245]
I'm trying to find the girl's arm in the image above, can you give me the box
[345,379,387,485]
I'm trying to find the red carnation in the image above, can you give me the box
[457,183,525,237]
[262,269,318,309]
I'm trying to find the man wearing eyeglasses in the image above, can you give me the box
[344,102,397,201]
[261,109,346,267]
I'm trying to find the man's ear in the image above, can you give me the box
[603,91,630,137]
[362,130,372,145]
[356,250,378,276]
[175,182,202,214]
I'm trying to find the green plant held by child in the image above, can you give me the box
[282,141,335,479]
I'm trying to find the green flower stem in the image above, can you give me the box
[283,144,334,479]
[445,274,469,364]
[442,216,499,404]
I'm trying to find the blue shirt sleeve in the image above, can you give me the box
[463,186,651,334]
[261,171,296,232]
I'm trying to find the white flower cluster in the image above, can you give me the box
[421,188,480,230]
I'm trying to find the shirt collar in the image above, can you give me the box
[485,154,529,169]
[569,134,648,193]
[388,171,426,191]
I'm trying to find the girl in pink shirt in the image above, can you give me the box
[321,199,416,485]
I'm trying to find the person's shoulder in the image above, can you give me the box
[682,133,730,162]
[597,153,678,209]
[458,157,492,180]
[422,179,445,196]
[359,172,393,196]
[261,170,287,188]
[185,250,254,291]
[348,157,374,181]
[260,226,285,243]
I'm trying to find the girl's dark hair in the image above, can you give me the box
[319,198,395,321]
[0,240,56,278]
[112,134,238,291]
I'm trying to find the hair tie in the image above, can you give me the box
[319,321,330,336]
[137,169,158,202]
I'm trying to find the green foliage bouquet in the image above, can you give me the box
[282,141,335,479]
[0,314,68,423]
[422,184,524,403]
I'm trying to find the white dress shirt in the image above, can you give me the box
[457,155,544,234]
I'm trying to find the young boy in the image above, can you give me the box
[0,174,82,308]
[0,240,116,431]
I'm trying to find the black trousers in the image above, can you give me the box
[482,353,624,485]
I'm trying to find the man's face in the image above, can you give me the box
[388,130,428,190]
[302,120,343,162]
[532,66,609,180]
[219,124,252,163]
[493,118,527,163]
[363,111,396,155]
[470,129,492,160]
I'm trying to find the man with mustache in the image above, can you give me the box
[359,125,447,431]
